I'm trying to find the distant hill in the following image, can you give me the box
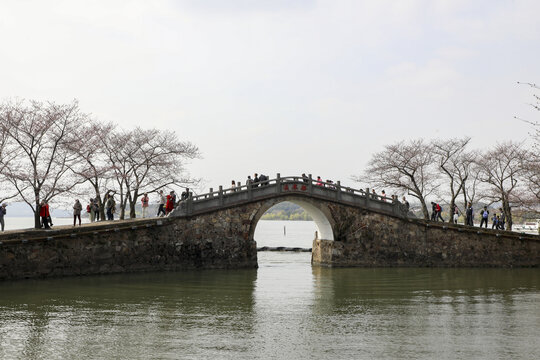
[261,202,312,221]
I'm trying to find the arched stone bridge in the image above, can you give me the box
[1,175,538,281]
[170,174,410,242]
[169,174,539,268]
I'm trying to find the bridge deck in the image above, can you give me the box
[171,175,409,218]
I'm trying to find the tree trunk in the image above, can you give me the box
[129,190,139,219]
[34,206,40,229]
[120,197,128,220]
[503,198,512,230]
[449,199,455,223]
[129,197,136,219]
[34,196,41,229]
[419,198,429,220]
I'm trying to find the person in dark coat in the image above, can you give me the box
[466,202,474,226]
[0,203,6,231]
[431,202,437,221]
[479,206,489,228]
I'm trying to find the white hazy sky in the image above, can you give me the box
[1,0,538,192]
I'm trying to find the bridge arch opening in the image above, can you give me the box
[251,198,335,248]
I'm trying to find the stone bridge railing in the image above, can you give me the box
[170,174,409,218]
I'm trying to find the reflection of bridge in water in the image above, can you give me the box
[1,174,539,281]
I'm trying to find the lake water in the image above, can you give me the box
[0,220,539,359]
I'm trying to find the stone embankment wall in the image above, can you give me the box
[312,204,540,267]
[2,194,539,281]
[0,215,257,281]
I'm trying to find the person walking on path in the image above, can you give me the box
[40,201,50,229]
[93,199,100,221]
[466,202,474,226]
[171,191,177,209]
[435,203,444,222]
[491,213,498,229]
[105,195,116,221]
[157,190,166,217]
[430,202,437,221]
[73,199,83,226]
[499,209,506,230]
[45,201,53,227]
[165,191,174,215]
[88,198,96,222]
[141,193,149,218]
[453,205,459,224]
[479,206,489,228]
[0,203,6,231]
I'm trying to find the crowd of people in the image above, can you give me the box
[0,174,518,232]
[0,187,195,231]
[427,201,507,229]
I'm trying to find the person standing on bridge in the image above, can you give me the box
[181,188,190,201]
[316,176,323,186]
[402,196,410,211]
[0,203,6,231]
[246,176,252,188]
[172,190,177,205]
[73,199,83,226]
[231,180,236,192]
[157,190,166,217]
[253,173,260,187]
[141,193,149,218]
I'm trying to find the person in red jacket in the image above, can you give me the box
[165,191,174,215]
[39,201,51,229]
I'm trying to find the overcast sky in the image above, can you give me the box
[1,0,538,193]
